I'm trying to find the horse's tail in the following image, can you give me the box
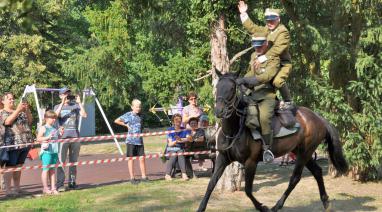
[324,120,349,174]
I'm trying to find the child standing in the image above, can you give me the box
[114,99,147,184]
[36,110,60,195]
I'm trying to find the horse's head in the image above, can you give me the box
[214,69,241,118]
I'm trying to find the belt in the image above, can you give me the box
[253,82,274,92]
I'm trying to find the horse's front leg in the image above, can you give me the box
[244,158,269,211]
[197,153,229,212]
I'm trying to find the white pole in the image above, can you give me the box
[93,91,123,155]
[78,91,86,133]
[31,85,43,127]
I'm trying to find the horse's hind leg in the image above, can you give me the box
[272,159,305,211]
[197,154,229,212]
[305,159,330,209]
[244,161,269,212]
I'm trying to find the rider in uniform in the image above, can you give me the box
[238,1,293,109]
[236,31,279,162]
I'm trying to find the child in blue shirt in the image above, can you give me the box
[36,110,61,195]
[114,99,147,184]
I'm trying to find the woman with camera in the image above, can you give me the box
[0,92,34,196]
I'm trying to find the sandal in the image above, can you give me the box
[43,188,52,195]
[51,189,59,195]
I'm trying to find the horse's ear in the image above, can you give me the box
[215,68,223,78]
[233,69,242,78]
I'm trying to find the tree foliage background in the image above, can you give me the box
[0,0,381,180]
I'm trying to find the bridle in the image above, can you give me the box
[215,76,246,151]
[215,77,241,119]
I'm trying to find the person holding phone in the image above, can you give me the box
[54,87,87,191]
[0,92,33,196]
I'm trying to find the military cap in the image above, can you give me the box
[264,8,280,21]
[251,31,268,47]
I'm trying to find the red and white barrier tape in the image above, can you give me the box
[2,150,212,173]
[0,128,198,149]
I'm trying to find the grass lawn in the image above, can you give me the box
[1,160,381,211]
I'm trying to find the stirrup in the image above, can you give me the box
[263,149,274,163]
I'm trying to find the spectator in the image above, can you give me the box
[189,117,207,171]
[182,92,202,127]
[36,110,61,195]
[165,114,190,181]
[189,117,205,144]
[0,92,34,197]
[54,87,87,191]
[199,115,209,128]
[114,99,147,184]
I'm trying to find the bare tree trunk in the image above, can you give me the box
[211,14,243,192]
[211,15,230,96]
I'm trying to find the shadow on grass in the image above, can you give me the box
[250,159,330,192]
[91,184,201,211]
[279,195,377,212]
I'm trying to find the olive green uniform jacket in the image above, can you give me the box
[244,52,279,135]
[243,18,292,88]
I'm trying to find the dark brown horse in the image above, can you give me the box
[197,72,348,212]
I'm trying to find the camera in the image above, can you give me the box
[67,95,76,101]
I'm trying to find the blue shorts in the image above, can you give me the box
[6,147,30,167]
[41,153,58,171]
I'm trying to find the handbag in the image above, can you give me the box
[27,147,39,160]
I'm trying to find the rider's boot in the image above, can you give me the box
[262,132,274,163]
[279,84,293,110]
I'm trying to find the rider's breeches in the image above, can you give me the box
[258,98,275,135]
[245,98,275,135]
[272,63,292,88]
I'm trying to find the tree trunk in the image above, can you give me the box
[211,14,243,192]
[211,15,230,96]
[216,162,243,192]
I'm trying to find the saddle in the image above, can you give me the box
[250,106,300,140]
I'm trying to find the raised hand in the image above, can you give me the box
[238,1,248,14]
[16,101,28,112]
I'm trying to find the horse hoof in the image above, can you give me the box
[260,205,270,212]
[271,205,280,212]
[324,201,332,211]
